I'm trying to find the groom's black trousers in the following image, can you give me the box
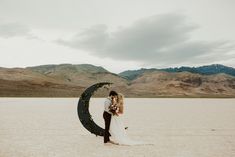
[103,111,111,143]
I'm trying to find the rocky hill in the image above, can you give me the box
[0,64,235,97]
[128,71,235,97]
[27,64,127,87]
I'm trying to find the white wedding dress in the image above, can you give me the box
[109,114,146,146]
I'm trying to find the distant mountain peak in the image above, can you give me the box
[119,64,235,80]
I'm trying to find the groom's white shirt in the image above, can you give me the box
[104,97,112,114]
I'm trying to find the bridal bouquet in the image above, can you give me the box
[109,104,118,114]
[109,98,118,115]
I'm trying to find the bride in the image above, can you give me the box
[109,93,146,146]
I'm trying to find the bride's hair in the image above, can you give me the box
[117,93,124,107]
[117,93,124,113]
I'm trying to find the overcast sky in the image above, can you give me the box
[0,0,235,73]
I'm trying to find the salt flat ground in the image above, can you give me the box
[0,98,235,157]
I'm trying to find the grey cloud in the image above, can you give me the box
[58,24,109,52]
[56,13,234,66]
[0,22,33,38]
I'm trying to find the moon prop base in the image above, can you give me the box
[77,82,112,136]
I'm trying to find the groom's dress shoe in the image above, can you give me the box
[104,142,113,146]
[109,140,119,145]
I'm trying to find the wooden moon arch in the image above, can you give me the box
[77,82,113,136]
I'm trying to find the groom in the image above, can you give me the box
[103,90,118,144]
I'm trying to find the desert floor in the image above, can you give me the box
[0,98,235,157]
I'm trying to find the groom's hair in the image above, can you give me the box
[109,90,118,96]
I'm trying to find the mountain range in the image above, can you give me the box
[0,64,235,97]
[119,64,235,80]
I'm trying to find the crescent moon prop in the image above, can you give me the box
[77,82,113,136]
